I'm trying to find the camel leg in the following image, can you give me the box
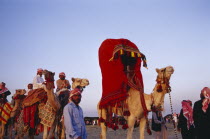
[61,121,65,139]
[100,122,107,139]
[98,108,107,139]
[126,115,135,139]
[8,122,13,139]
[139,117,146,139]
[0,123,2,139]
[43,125,48,139]
[1,124,5,139]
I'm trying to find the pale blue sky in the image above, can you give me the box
[1,0,210,117]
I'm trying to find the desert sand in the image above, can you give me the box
[5,122,182,139]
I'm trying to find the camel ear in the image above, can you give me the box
[156,68,160,73]
[72,78,75,82]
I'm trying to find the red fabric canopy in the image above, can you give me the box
[99,39,145,108]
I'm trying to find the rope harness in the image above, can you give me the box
[169,92,179,139]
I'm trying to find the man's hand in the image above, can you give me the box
[76,137,82,139]
[177,128,181,132]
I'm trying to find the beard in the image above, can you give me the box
[72,98,81,105]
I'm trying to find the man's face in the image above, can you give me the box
[71,94,81,105]
[0,83,5,89]
[38,71,43,76]
[28,84,33,89]
[59,75,65,80]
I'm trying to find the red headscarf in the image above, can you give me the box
[59,72,66,76]
[201,87,210,113]
[182,100,194,130]
[70,88,82,98]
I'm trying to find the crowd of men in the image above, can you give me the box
[151,87,210,139]
[0,68,87,139]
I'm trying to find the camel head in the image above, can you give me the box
[42,69,55,90]
[71,77,89,90]
[15,89,26,95]
[13,89,26,98]
[152,66,174,110]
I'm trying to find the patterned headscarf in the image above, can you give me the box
[70,88,82,98]
[201,87,210,113]
[182,100,194,130]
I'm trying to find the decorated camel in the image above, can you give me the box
[0,90,16,139]
[56,77,89,139]
[21,69,60,139]
[9,89,26,139]
[97,39,174,139]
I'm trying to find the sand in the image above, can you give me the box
[4,122,182,139]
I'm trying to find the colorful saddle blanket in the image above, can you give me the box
[0,102,13,124]
[22,88,47,107]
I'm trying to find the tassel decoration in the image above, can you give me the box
[98,117,105,123]
[147,128,152,135]
[122,124,128,130]
[157,84,163,92]
[123,111,130,116]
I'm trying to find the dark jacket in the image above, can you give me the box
[152,111,162,132]
[193,100,210,139]
[177,109,195,139]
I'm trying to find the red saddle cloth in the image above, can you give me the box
[99,39,145,109]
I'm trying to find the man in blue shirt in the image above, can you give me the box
[64,88,87,139]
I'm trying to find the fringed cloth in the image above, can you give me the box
[23,88,47,129]
[39,101,56,127]
[201,87,210,113]
[98,39,152,133]
[23,103,39,129]
[22,88,47,107]
[0,102,13,124]
[98,39,146,109]
[182,100,194,130]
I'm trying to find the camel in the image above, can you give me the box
[98,66,174,139]
[56,77,89,139]
[39,69,61,139]
[9,89,26,139]
[0,89,21,139]
[17,70,60,139]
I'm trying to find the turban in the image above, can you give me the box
[70,88,82,98]
[201,87,210,113]
[37,68,43,72]
[59,72,66,76]
[182,100,194,129]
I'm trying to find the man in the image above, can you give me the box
[193,87,210,139]
[177,100,195,139]
[24,83,33,96]
[33,68,44,89]
[0,82,11,104]
[151,106,167,139]
[56,72,71,92]
[63,88,87,139]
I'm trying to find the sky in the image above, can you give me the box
[0,0,210,117]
